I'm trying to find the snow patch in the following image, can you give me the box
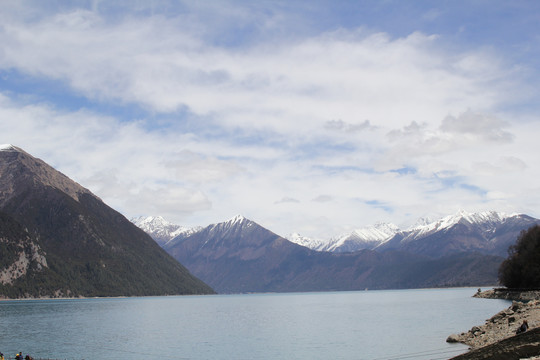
[228,214,247,225]
[0,144,17,151]
[287,233,328,250]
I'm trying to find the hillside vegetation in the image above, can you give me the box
[499,225,540,289]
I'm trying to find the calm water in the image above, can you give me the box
[0,288,509,360]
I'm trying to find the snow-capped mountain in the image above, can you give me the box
[287,222,401,252]
[286,210,539,257]
[376,210,539,257]
[192,214,255,244]
[288,223,399,253]
[157,213,504,293]
[392,210,512,244]
[135,210,539,258]
[287,233,327,250]
[319,223,400,253]
[131,216,201,246]
[133,215,257,248]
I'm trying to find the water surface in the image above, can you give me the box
[0,288,509,360]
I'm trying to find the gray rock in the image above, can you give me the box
[447,334,461,343]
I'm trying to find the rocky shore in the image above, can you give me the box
[474,288,540,302]
[447,289,540,359]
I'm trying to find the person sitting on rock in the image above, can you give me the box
[516,320,528,334]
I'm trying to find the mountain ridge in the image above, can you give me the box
[287,210,538,257]
[0,145,214,298]
[154,215,504,293]
[134,210,539,257]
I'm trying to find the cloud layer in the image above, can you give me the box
[1,1,539,238]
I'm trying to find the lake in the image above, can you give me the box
[0,288,510,360]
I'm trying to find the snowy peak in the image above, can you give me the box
[136,210,538,258]
[445,210,511,226]
[287,222,399,252]
[132,215,172,229]
[375,210,539,257]
[400,210,513,242]
[321,222,399,252]
[287,210,537,256]
[207,214,255,234]
[351,222,399,241]
[458,210,513,227]
[227,214,248,226]
[287,233,327,250]
[136,214,269,250]
[0,144,18,151]
[131,215,201,246]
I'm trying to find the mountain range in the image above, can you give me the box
[134,210,539,259]
[0,145,214,298]
[133,212,537,293]
[287,210,538,258]
[1,144,534,297]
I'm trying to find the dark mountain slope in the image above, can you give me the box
[164,216,501,293]
[0,145,214,298]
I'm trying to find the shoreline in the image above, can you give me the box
[447,289,540,359]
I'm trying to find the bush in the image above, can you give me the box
[499,225,540,289]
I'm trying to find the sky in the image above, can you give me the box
[1,0,540,239]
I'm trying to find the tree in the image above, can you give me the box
[499,225,540,289]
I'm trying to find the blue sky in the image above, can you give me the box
[1,0,540,238]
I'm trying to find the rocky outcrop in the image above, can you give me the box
[0,242,47,285]
[447,300,540,349]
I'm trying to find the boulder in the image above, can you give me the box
[447,334,461,343]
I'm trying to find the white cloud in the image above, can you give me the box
[165,150,245,184]
[312,195,333,203]
[440,110,514,143]
[473,156,527,176]
[274,197,300,204]
[1,3,539,238]
[325,119,376,133]
[0,11,516,136]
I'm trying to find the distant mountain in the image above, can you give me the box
[318,223,400,253]
[287,232,327,250]
[377,211,540,258]
[131,216,202,246]
[161,215,502,293]
[287,210,539,257]
[0,145,214,298]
